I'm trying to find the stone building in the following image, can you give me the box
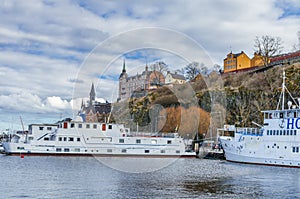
[118,60,165,101]
[80,83,111,122]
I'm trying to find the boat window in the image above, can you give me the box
[292,146,299,153]
[283,130,286,135]
[77,138,81,142]
[287,130,289,136]
[265,113,269,119]
[74,148,80,152]
[70,123,75,128]
[58,137,62,141]
[294,130,297,135]
[294,112,297,118]
[78,124,82,128]
[107,149,112,152]
[64,148,70,152]
[39,127,44,131]
[102,124,106,131]
[280,112,284,118]
[277,130,279,135]
[63,137,67,141]
[176,150,180,154]
[56,148,62,152]
[119,139,124,143]
[47,127,52,130]
[93,124,97,129]
[145,150,150,153]
[44,137,49,141]
[269,113,272,119]
[68,137,74,142]
[122,149,127,153]
[86,124,90,129]
[151,140,157,144]
[161,150,165,153]
[108,125,112,130]
[267,130,269,135]
[63,122,68,129]
[280,130,282,135]
[167,140,172,144]
[136,139,141,144]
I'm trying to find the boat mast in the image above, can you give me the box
[20,116,27,143]
[282,71,286,110]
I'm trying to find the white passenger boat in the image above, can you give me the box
[1,116,189,157]
[219,71,300,168]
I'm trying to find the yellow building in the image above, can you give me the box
[251,52,264,67]
[223,51,251,73]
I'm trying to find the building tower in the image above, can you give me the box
[89,83,95,106]
[118,59,128,101]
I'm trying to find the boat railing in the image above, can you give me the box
[236,127,262,136]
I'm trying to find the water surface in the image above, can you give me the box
[0,155,299,198]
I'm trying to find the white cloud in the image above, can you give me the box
[0,0,299,128]
[46,96,71,110]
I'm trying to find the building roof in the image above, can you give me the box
[168,72,185,80]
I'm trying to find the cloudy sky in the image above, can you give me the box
[0,0,299,129]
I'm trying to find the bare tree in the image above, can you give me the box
[292,31,300,51]
[149,61,168,87]
[150,61,168,76]
[184,61,201,80]
[254,35,283,66]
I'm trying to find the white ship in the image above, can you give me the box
[1,115,191,157]
[219,71,300,168]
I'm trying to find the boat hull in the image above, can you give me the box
[220,136,300,168]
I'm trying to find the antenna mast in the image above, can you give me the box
[282,71,286,110]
